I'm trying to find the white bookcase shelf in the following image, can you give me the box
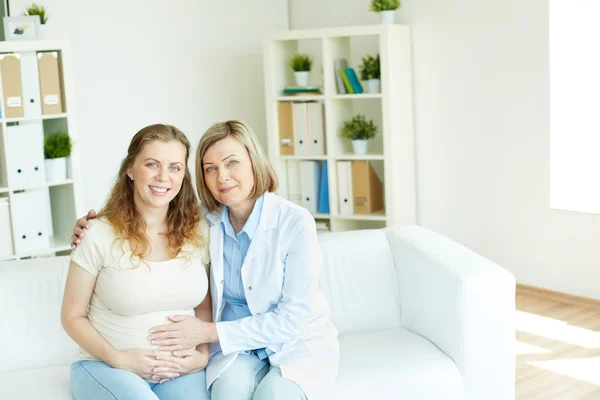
[0,41,83,261]
[264,25,416,232]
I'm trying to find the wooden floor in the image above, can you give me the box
[516,293,600,399]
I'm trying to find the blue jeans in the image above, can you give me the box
[70,360,210,400]
[210,353,307,400]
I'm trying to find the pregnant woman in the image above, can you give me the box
[62,124,211,400]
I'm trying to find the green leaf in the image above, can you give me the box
[44,132,72,159]
[289,53,313,72]
[339,114,377,140]
[358,53,380,81]
[369,0,401,12]
[23,3,48,24]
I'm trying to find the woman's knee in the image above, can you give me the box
[70,360,156,400]
[253,368,306,400]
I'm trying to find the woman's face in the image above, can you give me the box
[202,136,255,209]
[127,140,186,211]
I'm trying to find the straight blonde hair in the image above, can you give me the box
[195,120,278,213]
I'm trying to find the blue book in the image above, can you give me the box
[344,68,364,94]
[318,161,330,213]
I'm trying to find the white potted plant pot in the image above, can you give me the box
[38,24,47,39]
[352,140,369,155]
[367,79,381,93]
[294,71,310,87]
[45,157,68,183]
[380,10,396,24]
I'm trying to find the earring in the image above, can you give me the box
[129,175,134,181]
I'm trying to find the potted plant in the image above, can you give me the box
[44,132,72,183]
[359,53,381,93]
[370,0,401,24]
[340,114,377,155]
[23,3,48,37]
[289,53,313,87]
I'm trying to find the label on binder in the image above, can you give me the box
[44,94,59,105]
[280,138,292,146]
[7,97,22,107]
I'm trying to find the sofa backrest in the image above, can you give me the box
[0,256,78,372]
[317,229,401,336]
[0,228,402,372]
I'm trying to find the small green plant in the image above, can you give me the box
[369,0,401,12]
[359,53,380,80]
[23,3,48,24]
[289,53,313,72]
[44,132,72,159]
[340,115,377,141]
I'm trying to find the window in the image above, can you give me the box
[550,0,600,214]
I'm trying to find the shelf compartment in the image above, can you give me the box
[335,153,384,161]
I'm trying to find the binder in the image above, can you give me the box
[293,102,307,156]
[20,52,42,118]
[339,69,354,94]
[311,102,325,155]
[299,161,320,213]
[0,54,24,118]
[337,161,352,215]
[278,102,295,155]
[38,52,64,115]
[346,161,354,214]
[11,189,52,254]
[351,161,384,214]
[305,102,315,156]
[0,198,14,258]
[286,161,302,206]
[5,122,46,188]
[318,161,330,213]
[344,68,364,94]
[333,59,348,94]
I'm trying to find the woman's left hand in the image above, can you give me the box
[151,347,210,384]
[149,315,217,351]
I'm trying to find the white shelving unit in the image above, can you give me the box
[0,40,83,261]
[264,25,416,232]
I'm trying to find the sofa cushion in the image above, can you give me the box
[318,230,402,336]
[0,256,78,372]
[0,365,71,400]
[331,328,464,400]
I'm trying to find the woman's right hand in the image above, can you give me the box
[71,210,97,250]
[110,348,182,380]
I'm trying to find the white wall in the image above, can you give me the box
[290,0,600,300]
[8,0,288,210]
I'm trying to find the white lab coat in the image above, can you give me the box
[205,192,339,399]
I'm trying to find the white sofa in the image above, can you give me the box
[0,225,515,399]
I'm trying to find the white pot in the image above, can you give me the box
[294,71,310,87]
[379,10,396,24]
[38,24,47,39]
[351,140,369,155]
[45,157,68,183]
[367,79,381,94]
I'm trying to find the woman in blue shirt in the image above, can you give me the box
[72,120,339,399]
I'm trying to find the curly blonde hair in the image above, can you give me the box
[98,124,204,262]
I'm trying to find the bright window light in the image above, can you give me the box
[550,0,600,214]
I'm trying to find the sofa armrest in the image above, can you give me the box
[385,225,515,400]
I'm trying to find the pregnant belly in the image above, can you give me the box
[81,308,195,359]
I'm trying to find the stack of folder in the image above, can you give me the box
[278,101,325,156]
[286,160,330,214]
[337,161,383,215]
[0,52,65,119]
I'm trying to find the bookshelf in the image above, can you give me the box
[264,25,416,232]
[0,40,83,261]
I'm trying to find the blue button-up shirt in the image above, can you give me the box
[220,195,267,360]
